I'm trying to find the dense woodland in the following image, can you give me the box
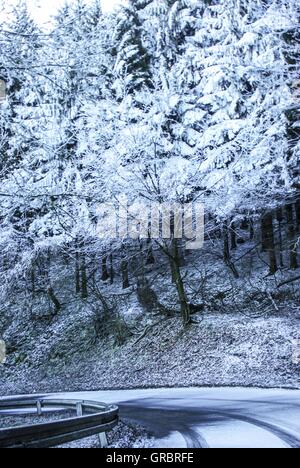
[0,0,299,331]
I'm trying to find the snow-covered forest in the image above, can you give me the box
[0,0,299,395]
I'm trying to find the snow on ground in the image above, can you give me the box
[1,240,299,397]
[0,311,299,396]
[57,420,154,449]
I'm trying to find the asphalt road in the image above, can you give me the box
[49,387,300,448]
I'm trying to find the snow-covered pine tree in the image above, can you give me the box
[281,0,300,269]
[0,0,42,176]
[282,0,300,193]
[113,0,153,96]
[176,1,297,218]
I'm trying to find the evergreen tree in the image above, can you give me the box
[113,0,153,95]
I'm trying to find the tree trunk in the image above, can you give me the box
[121,255,130,289]
[31,262,36,298]
[261,212,278,274]
[171,239,191,326]
[286,204,298,270]
[170,257,176,284]
[146,239,155,265]
[276,208,284,267]
[81,251,88,299]
[249,219,254,240]
[110,253,114,285]
[101,254,109,281]
[75,250,81,294]
[223,221,239,278]
[223,221,230,259]
[230,219,237,250]
[47,287,61,315]
[295,199,300,233]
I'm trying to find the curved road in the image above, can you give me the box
[48,387,300,448]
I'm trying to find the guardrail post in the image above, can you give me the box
[37,400,42,416]
[76,402,83,417]
[98,432,108,448]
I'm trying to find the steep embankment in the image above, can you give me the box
[0,304,299,395]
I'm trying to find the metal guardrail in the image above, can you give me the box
[0,398,118,448]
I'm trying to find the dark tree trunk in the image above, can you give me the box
[146,239,155,265]
[286,204,298,270]
[261,212,278,274]
[230,219,237,250]
[47,287,61,315]
[81,252,88,299]
[295,199,300,232]
[223,221,239,278]
[171,239,191,326]
[170,257,176,284]
[121,256,130,289]
[261,216,268,252]
[249,219,254,240]
[101,254,110,281]
[223,221,230,260]
[110,253,114,285]
[31,262,35,298]
[75,250,81,294]
[276,207,284,268]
